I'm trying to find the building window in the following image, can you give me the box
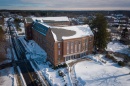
[79,42,81,52]
[58,43,60,48]
[71,42,73,53]
[58,50,61,55]
[75,42,77,52]
[89,36,92,42]
[67,42,69,54]
[86,39,88,50]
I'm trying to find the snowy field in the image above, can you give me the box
[106,41,130,56]
[0,67,16,86]
[75,56,130,86]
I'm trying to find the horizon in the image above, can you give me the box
[1,9,130,11]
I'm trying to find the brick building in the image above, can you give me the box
[25,17,94,66]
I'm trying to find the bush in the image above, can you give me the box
[58,63,67,68]
[118,61,125,66]
[106,54,117,62]
[124,56,130,63]
[58,70,65,77]
[52,63,67,70]
[52,66,59,70]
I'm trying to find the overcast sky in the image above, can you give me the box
[0,0,130,10]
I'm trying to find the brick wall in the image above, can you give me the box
[24,23,33,40]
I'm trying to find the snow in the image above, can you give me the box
[0,67,16,86]
[32,16,70,22]
[75,55,130,86]
[19,36,47,60]
[18,22,25,35]
[0,48,12,65]
[106,41,130,56]
[18,35,130,86]
[51,31,57,41]
[52,25,93,41]
[4,18,9,22]
[19,36,71,86]
[37,63,71,86]
[17,66,27,86]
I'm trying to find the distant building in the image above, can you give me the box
[31,16,70,26]
[24,17,94,66]
[105,14,128,27]
[24,16,70,40]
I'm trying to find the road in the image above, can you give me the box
[7,19,45,86]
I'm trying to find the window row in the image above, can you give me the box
[67,40,88,54]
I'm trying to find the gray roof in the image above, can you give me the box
[51,25,93,41]
[51,28,76,41]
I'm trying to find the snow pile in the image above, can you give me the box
[18,22,25,34]
[75,60,130,86]
[0,67,16,86]
[106,41,130,56]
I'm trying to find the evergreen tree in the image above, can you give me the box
[121,27,128,38]
[91,13,109,52]
[0,26,5,41]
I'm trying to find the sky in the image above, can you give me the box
[0,0,130,10]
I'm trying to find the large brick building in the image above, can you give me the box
[25,17,94,66]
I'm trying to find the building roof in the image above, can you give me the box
[25,17,33,23]
[30,19,93,42]
[51,25,93,41]
[32,22,49,36]
[32,16,70,22]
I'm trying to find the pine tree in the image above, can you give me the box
[121,27,128,38]
[91,13,109,52]
[0,26,5,41]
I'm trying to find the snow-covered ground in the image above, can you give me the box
[37,63,71,86]
[0,48,12,65]
[75,55,130,86]
[0,67,16,86]
[19,36,130,86]
[106,41,130,56]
